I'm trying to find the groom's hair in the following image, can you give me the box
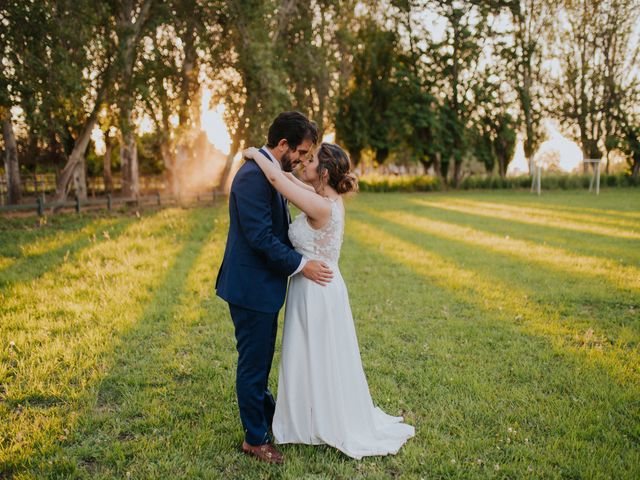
[267,111,318,150]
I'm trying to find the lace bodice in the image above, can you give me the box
[289,198,344,266]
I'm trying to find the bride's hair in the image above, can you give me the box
[316,143,359,194]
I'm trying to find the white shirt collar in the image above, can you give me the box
[261,145,277,164]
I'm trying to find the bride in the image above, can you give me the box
[243,143,414,459]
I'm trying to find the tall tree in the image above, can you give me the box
[50,2,118,202]
[141,0,226,195]
[336,21,405,165]
[0,1,25,204]
[552,0,608,169]
[114,0,155,198]
[215,0,290,190]
[428,1,494,185]
[273,0,359,135]
[501,0,556,171]
[1,108,20,204]
[600,0,640,175]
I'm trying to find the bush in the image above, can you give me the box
[459,173,638,191]
[358,174,441,192]
[356,172,637,192]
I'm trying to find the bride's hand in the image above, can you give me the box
[243,147,260,160]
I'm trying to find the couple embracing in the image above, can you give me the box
[216,111,414,464]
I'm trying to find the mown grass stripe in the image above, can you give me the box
[348,218,639,387]
[357,207,640,294]
[411,199,640,240]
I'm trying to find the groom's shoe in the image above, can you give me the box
[242,441,284,465]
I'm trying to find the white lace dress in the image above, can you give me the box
[272,198,415,459]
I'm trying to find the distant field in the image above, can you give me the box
[1,189,639,479]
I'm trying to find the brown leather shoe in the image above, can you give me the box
[242,440,284,465]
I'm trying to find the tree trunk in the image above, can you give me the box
[103,138,113,193]
[72,155,88,200]
[161,140,179,196]
[418,157,432,174]
[498,157,506,178]
[218,130,243,192]
[433,152,443,181]
[120,132,139,197]
[1,113,21,204]
[453,159,462,188]
[632,154,640,180]
[54,116,97,202]
[115,0,153,199]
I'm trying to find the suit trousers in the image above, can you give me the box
[229,303,278,445]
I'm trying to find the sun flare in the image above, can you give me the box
[201,89,232,155]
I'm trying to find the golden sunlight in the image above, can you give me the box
[508,121,584,176]
[411,198,640,240]
[348,220,637,385]
[201,88,232,155]
[359,207,640,293]
[536,122,583,172]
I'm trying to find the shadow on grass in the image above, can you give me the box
[46,207,284,479]
[342,226,640,478]
[355,195,640,266]
[0,216,135,291]
[0,208,220,478]
[0,215,97,256]
[436,197,640,232]
[347,211,639,384]
[355,206,640,296]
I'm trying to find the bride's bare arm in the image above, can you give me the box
[244,147,331,221]
[284,172,315,192]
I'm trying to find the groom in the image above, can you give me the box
[216,111,333,464]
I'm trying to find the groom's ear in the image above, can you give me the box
[276,138,289,152]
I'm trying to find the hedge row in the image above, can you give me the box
[357,173,639,192]
[358,175,441,192]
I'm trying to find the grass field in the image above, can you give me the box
[1,189,639,479]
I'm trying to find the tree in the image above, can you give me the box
[140,0,225,196]
[501,0,556,171]
[113,0,155,198]
[599,0,640,175]
[474,110,518,177]
[48,2,118,202]
[392,0,452,178]
[335,21,406,165]
[215,0,291,190]
[1,108,20,204]
[427,1,495,185]
[273,0,360,136]
[0,1,26,204]
[552,0,608,170]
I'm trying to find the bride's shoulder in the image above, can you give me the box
[329,196,345,218]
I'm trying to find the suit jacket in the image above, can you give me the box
[215,155,302,313]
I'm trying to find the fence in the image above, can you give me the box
[0,189,224,217]
[0,173,169,203]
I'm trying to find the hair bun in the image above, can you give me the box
[337,172,359,194]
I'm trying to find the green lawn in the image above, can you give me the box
[1,189,639,479]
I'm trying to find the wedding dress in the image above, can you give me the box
[272,198,415,459]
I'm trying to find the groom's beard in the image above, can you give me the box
[281,150,294,172]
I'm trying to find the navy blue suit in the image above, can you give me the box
[216,150,302,445]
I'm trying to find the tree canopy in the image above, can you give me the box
[1,0,639,203]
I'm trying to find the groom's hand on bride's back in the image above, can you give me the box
[302,260,333,286]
